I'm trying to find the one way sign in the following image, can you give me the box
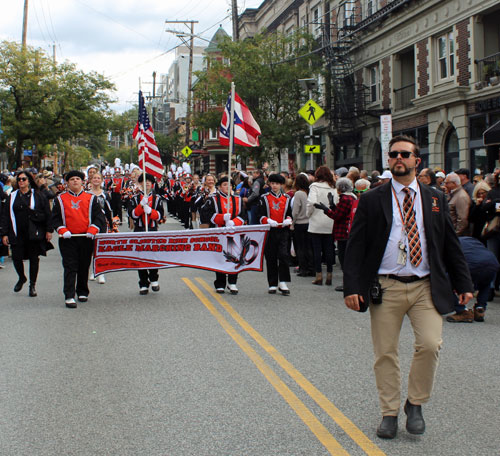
[304,145,320,154]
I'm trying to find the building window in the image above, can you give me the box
[367,65,379,103]
[209,128,218,140]
[437,32,455,80]
[365,0,377,17]
[444,128,459,172]
[311,4,322,37]
[343,1,355,27]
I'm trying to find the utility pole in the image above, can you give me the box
[22,0,29,48]
[231,0,239,41]
[152,71,157,131]
[165,20,198,146]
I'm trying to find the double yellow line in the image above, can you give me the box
[183,277,386,456]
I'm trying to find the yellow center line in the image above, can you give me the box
[195,277,386,456]
[182,278,349,456]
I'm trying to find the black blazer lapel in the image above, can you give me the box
[381,181,393,226]
[420,183,434,246]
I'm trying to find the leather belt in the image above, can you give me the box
[381,274,429,283]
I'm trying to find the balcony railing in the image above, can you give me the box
[476,52,500,84]
[394,83,415,110]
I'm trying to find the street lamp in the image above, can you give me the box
[298,78,318,170]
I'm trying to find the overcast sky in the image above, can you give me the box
[0,0,263,112]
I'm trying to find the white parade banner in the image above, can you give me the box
[380,114,392,169]
[93,225,270,276]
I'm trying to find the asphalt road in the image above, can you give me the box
[0,216,499,456]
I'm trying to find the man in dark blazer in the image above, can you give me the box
[343,135,473,440]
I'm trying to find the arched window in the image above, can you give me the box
[444,128,459,173]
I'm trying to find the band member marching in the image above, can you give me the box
[88,171,113,284]
[200,176,247,294]
[258,173,293,295]
[109,160,125,224]
[127,173,164,295]
[51,170,105,308]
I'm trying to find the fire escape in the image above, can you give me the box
[318,0,413,148]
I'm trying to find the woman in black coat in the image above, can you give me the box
[0,170,53,296]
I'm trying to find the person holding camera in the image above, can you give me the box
[343,135,473,440]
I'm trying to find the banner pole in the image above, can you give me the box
[227,82,236,214]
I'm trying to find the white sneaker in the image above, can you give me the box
[216,288,225,294]
[268,286,277,294]
[151,281,160,292]
[227,284,238,294]
[139,287,149,295]
[98,275,106,284]
[65,298,77,308]
[278,282,290,295]
[89,273,95,281]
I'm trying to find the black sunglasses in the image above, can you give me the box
[17,177,28,182]
[388,151,415,159]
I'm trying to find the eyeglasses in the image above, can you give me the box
[388,151,415,159]
[17,177,28,182]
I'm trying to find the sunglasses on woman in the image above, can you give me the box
[388,151,415,159]
[17,177,28,182]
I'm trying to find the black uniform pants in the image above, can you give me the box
[110,192,122,221]
[264,228,291,286]
[11,241,40,284]
[138,269,159,288]
[214,272,238,289]
[59,237,94,299]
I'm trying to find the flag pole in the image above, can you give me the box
[227,82,236,215]
[139,88,149,232]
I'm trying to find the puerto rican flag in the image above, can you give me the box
[132,90,163,179]
[220,92,261,147]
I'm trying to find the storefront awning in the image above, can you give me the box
[484,120,500,146]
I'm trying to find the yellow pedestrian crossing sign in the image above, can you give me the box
[304,145,320,154]
[181,146,192,158]
[298,99,324,125]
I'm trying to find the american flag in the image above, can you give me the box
[132,90,163,179]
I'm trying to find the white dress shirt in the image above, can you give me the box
[378,178,430,277]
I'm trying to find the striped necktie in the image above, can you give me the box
[402,187,422,267]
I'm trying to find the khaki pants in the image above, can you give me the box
[370,276,443,416]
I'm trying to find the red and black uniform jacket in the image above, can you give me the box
[127,191,164,232]
[258,191,292,226]
[200,191,247,227]
[52,190,105,236]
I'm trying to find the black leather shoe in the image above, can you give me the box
[14,277,27,292]
[29,283,37,297]
[376,416,398,439]
[404,400,425,435]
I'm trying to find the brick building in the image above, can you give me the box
[239,0,500,174]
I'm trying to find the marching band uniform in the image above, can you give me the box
[127,173,164,295]
[201,177,247,294]
[51,170,105,307]
[109,171,125,223]
[259,174,293,295]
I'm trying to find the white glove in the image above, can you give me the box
[225,219,235,227]
[282,218,292,227]
[267,218,278,227]
[143,205,152,215]
[140,196,149,206]
[62,231,72,239]
[223,213,232,221]
[86,232,95,239]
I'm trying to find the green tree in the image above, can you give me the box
[192,31,323,164]
[0,40,115,168]
[155,131,182,166]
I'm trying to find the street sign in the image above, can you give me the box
[181,146,192,158]
[298,99,325,125]
[304,145,320,154]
